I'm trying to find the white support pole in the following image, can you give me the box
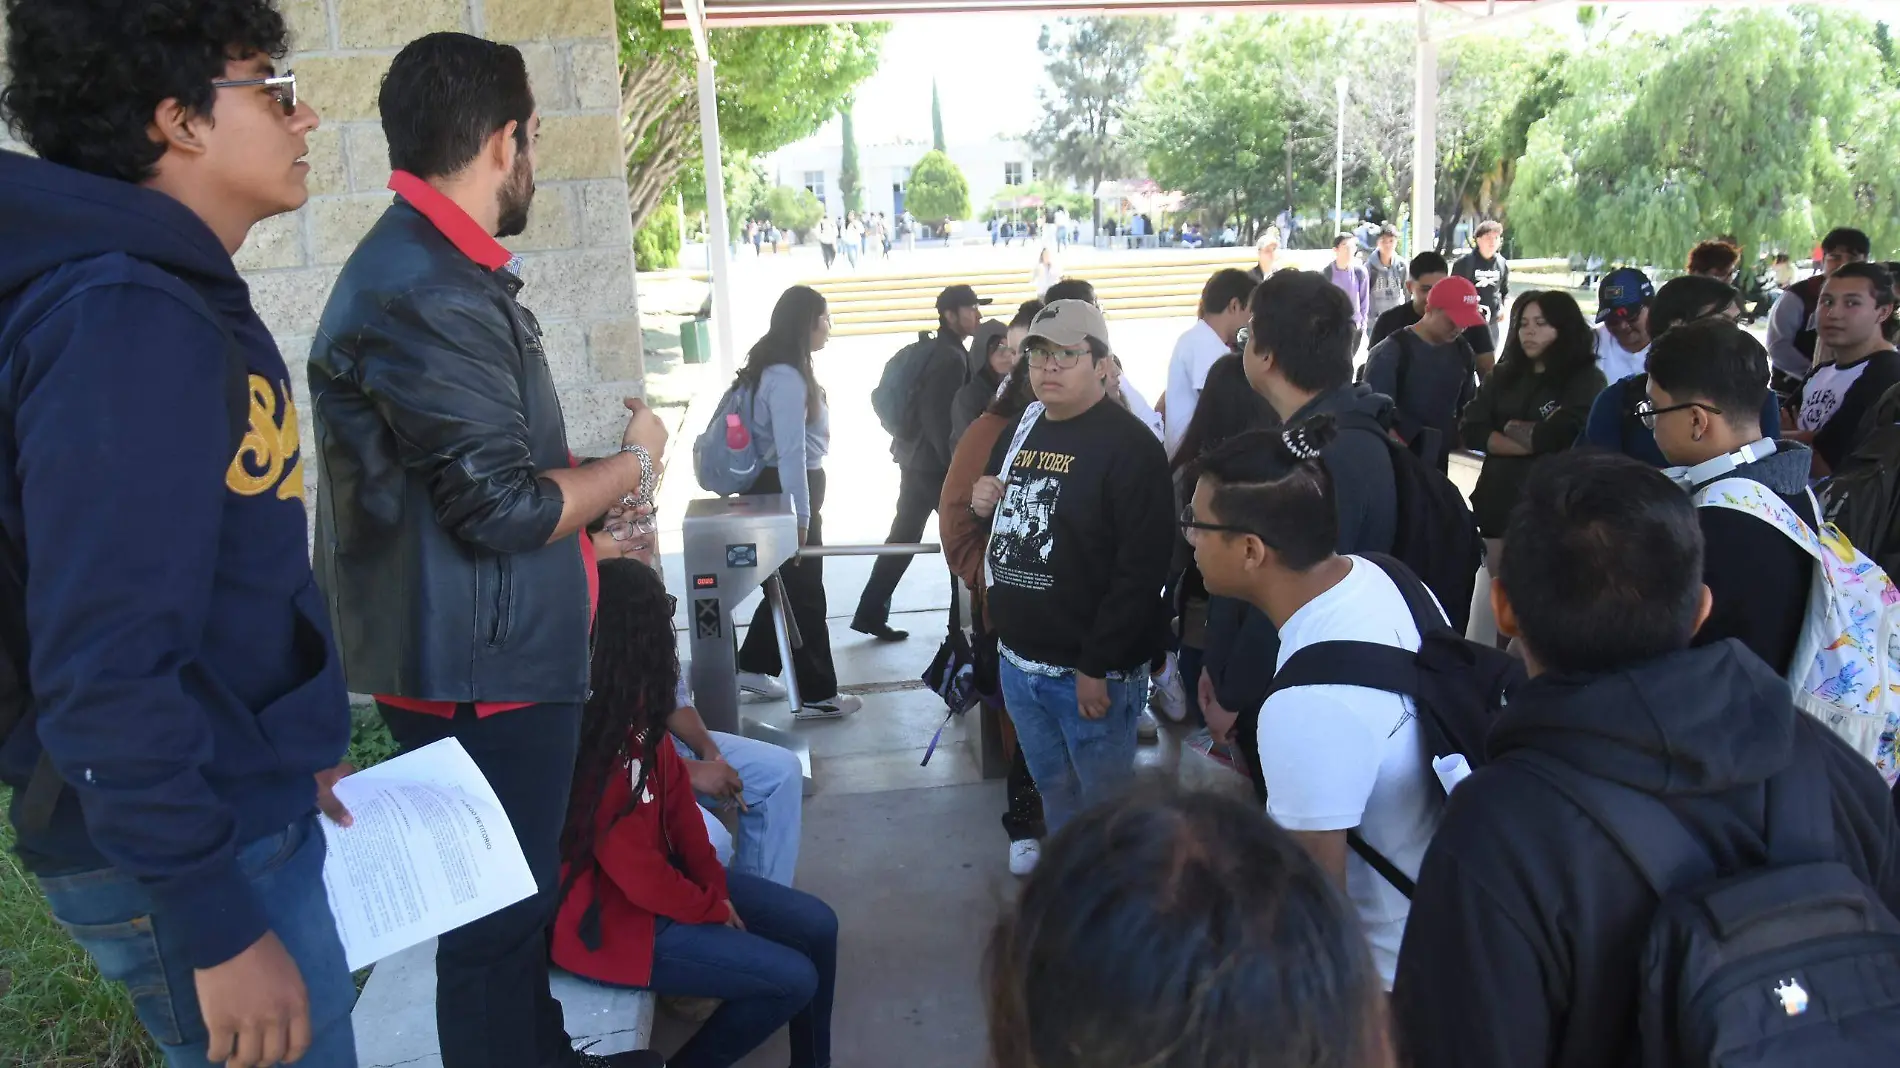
[696,58,737,377]
[1334,75,1348,234]
[1412,1,1438,257]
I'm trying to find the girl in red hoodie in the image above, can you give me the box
[552,559,838,1068]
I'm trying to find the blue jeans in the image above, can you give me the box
[36,814,356,1068]
[644,873,837,1068]
[998,662,1144,834]
[677,730,803,886]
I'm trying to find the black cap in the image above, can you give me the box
[936,284,993,312]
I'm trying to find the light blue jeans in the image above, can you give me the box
[998,662,1145,834]
[679,729,803,886]
[37,814,356,1068]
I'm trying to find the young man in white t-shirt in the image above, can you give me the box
[1182,419,1443,986]
[1163,268,1256,457]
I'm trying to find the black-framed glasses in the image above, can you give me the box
[1634,397,1723,430]
[1025,342,1088,370]
[1178,502,1257,538]
[212,70,298,116]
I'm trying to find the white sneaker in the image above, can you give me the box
[1150,655,1188,723]
[737,672,786,702]
[794,693,862,721]
[1009,839,1041,876]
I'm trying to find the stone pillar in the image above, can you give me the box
[0,1,645,467]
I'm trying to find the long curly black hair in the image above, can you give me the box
[559,558,682,871]
[1,0,290,183]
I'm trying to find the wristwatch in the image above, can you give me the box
[620,444,657,501]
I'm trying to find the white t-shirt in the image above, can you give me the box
[1118,378,1165,442]
[1257,557,1442,988]
[1799,359,1870,433]
[1594,323,1649,384]
[1163,319,1231,458]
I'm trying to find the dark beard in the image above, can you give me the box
[495,155,536,239]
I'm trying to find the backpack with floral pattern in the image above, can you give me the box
[1695,477,1900,784]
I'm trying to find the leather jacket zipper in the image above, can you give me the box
[488,555,514,647]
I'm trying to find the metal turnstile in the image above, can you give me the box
[681,494,945,784]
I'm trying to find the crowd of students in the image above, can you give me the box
[8,3,1900,1067]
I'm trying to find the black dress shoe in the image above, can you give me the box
[851,621,909,642]
[569,1048,665,1068]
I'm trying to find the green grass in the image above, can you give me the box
[0,789,158,1068]
[0,710,399,1066]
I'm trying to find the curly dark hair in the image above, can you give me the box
[1,0,290,183]
[559,558,682,872]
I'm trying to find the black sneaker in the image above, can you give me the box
[851,621,910,642]
[570,1049,665,1068]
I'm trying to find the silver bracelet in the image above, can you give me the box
[619,444,657,501]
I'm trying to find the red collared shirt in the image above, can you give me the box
[375,173,597,720]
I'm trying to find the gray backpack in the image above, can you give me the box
[692,383,763,495]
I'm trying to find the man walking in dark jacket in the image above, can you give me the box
[851,284,985,640]
[1394,451,1900,1068]
[0,3,357,1065]
[309,34,664,1068]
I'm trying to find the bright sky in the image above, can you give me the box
[816,2,1891,149]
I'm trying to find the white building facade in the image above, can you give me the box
[762,134,1042,228]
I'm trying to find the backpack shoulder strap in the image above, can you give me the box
[1693,477,1824,562]
[1359,553,1449,634]
[1507,749,1716,895]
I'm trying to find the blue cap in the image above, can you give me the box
[1597,267,1654,321]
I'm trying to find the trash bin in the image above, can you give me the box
[681,318,710,365]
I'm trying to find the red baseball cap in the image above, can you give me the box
[1426,275,1487,330]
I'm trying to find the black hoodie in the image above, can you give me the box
[0,150,349,969]
[1393,641,1900,1068]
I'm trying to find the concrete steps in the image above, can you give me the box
[810,248,1337,336]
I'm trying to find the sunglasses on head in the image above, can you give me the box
[212,70,298,116]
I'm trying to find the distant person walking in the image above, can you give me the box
[816,216,837,270]
[1452,220,1509,362]
[1327,233,1371,350]
[1053,206,1071,251]
[1032,248,1060,299]
[842,213,862,269]
[1366,225,1408,323]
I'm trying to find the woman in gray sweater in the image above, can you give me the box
[733,286,860,718]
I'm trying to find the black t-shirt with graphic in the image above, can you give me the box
[983,398,1175,677]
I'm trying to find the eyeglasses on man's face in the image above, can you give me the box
[1634,397,1723,431]
[1178,502,1258,540]
[1025,342,1090,371]
[212,70,298,116]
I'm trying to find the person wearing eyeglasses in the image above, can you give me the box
[967,300,1173,835]
[1644,320,1815,676]
[951,301,1039,453]
[0,3,365,1067]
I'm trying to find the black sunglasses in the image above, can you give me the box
[1179,502,1258,538]
[212,70,298,116]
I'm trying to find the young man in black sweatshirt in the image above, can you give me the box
[1646,319,1814,673]
[969,300,1173,834]
[1394,451,1900,1068]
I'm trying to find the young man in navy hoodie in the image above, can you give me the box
[0,2,355,1066]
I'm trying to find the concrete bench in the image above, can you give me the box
[354,940,654,1067]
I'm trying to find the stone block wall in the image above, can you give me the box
[0,0,644,467]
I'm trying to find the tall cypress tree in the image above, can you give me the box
[931,79,946,152]
[840,106,863,213]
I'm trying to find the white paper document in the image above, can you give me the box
[319,738,537,970]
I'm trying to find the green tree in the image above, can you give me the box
[931,79,946,151]
[1030,17,1172,222]
[1511,8,1900,264]
[615,0,886,232]
[839,106,863,213]
[634,198,682,270]
[907,150,970,226]
[764,185,823,237]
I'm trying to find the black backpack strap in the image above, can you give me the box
[946,574,963,639]
[1358,553,1450,635]
[1349,831,1416,898]
[1508,748,1715,896]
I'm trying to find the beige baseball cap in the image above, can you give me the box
[1024,299,1110,350]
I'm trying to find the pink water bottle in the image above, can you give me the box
[725,413,750,450]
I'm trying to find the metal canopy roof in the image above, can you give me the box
[662,0,1486,30]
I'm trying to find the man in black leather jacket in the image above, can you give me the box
[308,33,664,1068]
